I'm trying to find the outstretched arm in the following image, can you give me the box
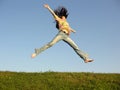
[44,4,60,20]
[70,28,76,33]
[71,29,76,33]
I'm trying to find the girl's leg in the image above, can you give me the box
[63,36,93,63]
[32,32,63,58]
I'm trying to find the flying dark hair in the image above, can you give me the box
[54,6,69,29]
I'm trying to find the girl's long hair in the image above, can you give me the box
[54,6,69,29]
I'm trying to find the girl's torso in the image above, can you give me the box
[58,20,71,34]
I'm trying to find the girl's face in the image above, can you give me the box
[61,16,66,20]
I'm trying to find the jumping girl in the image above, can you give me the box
[31,4,93,63]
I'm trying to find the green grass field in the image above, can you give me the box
[0,71,120,90]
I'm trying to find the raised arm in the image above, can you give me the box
[44,4,59,20]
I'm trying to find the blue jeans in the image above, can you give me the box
[35,31,89,61]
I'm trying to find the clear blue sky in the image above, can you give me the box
[0,0,120,73]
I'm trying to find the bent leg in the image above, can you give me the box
[63,37,89,61]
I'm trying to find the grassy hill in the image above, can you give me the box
[0,71,120,90]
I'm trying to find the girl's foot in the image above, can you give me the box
[31,53,36,58]
[84,59,93,63]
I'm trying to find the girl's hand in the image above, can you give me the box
[70,29,76,33]
[44,4,49,8]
